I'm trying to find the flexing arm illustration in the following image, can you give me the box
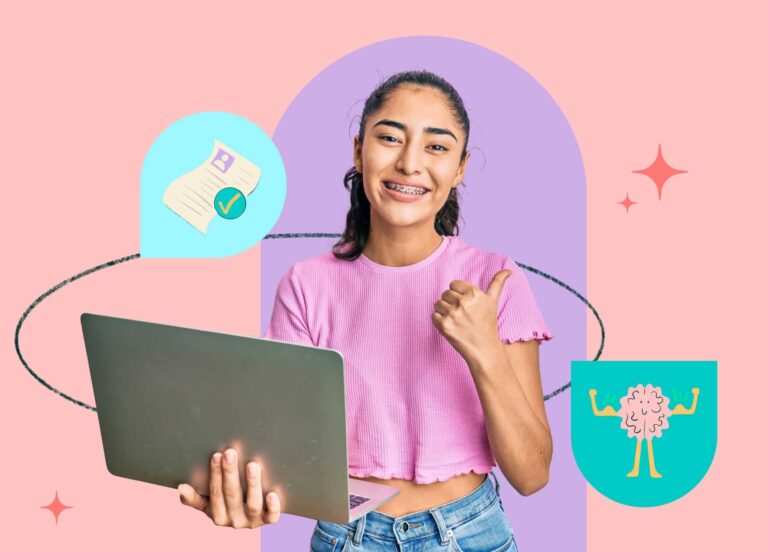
[588,385,699,478]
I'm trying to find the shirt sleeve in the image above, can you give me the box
[496,256,554,344]
[263,266,315,346]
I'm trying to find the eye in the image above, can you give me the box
[429,144,449,152]
[379,135,399,143]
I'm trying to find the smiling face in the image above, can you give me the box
[353,84,470,236]
[619,384,672,440]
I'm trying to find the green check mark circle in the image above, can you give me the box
[214,187,247,219]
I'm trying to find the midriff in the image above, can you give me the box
[351,471,487,517]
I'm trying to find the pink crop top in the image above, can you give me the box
[264,235,553,484]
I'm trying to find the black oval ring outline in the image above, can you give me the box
[14,232,603,411]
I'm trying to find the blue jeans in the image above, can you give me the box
[309,471,518,551]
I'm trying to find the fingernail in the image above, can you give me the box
[225,449,236,463]
[247,463,258,477]
[212,452,222,465]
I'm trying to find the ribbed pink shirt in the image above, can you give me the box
[264,235,553,484]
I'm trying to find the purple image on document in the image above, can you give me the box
[211,148,235,173]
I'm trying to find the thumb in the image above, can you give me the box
[486,269,512,302]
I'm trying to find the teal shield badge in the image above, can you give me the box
[571,360,717,507]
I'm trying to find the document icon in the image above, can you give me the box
[163,140,261,233]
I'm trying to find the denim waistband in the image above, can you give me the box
[338,471,501,545]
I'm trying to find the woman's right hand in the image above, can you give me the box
[178,448,281,529]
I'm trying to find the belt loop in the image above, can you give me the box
[490,470,506,512]
[353,513,366,545]
[489,470,501,496]
[429,507,451,545]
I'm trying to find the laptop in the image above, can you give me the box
[80,312,400,523]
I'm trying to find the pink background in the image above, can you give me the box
[1,1,763,550]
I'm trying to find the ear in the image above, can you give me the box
[453,150,471,188]
[353,135,362,173]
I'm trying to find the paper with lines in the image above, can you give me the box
[163,140,261,233]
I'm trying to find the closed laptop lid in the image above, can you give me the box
[81,312,352,522]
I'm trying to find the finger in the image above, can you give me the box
[221,448,249,527]
[208,452,229,525]
[262,492,282,524]
[449,280,474,294]
[244,462,264,521]
[434,299,452,316]
[485,269,513,302]
[432,311,454,335]
[431,311,444,330]
[178,483,210,512]
[441,289,462,306]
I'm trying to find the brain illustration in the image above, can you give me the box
[618,384,672,439]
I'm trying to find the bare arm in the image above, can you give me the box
[466,340,552,496]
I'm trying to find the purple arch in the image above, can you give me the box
[263,36,586,552]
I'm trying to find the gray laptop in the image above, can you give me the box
[80,312,400,523]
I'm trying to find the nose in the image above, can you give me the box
[395,139,423,176]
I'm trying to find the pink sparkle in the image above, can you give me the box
[632,144,687,200]
[618,193,637,213]
[41,491,73,524]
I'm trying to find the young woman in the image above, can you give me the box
[178,70,553,551]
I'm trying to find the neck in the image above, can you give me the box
[362,222,444,267]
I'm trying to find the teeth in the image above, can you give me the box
[385,182,427,195]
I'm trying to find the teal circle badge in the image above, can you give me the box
[214,187,247,219]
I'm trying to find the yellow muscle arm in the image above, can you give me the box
[589,389,619,416]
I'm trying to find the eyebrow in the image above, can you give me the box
[372,119,458,143]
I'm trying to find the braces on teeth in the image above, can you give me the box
[386,182,426,195]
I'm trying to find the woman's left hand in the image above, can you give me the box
[431,269,513,365]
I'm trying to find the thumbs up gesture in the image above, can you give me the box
[431,269,513,366]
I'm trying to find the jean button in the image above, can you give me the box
[400,521,409,532]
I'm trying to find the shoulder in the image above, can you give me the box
[446,236,513,273]
[286,249,358,284]
[293,250,352,272]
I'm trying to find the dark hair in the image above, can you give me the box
[332,70,470,260]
